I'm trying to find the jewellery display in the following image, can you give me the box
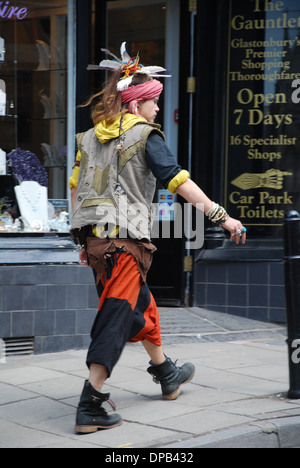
[48,209,69,232]
[31,220,43,231]
[0,79,6,115]
[14,181,48,230]
[0,16,69,234]
[0,193,70,233]
[0,148,6,175]
[19,185,42,213]
[35,39,66,71]
[0,37,5,62]
[39,90,57,119]
[36,40,50,71]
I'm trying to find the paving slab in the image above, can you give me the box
[0,307,299,449]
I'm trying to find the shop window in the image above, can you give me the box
[107,0,167,128]
[0,0,71,235]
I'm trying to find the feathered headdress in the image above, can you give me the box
[87,42,171,92]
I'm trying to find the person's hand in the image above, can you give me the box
[79,249,89,266]
[222,217,247,245]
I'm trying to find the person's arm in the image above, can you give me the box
[176,178,246,245]
[71,187,77,212]
[69,150,81,209]
[70,183,89,265]
[145,134,246,244]
[174,178,213,213]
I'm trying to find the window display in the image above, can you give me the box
[0,0,70,234]
[0,36,5,61]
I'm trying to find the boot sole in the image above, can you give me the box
[75,420,123,434]
[162,369,196,401]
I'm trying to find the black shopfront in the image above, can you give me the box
[1,0,296,355]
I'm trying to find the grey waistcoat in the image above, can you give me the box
[71,121,165,241]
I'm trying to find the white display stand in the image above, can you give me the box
[15,181,48,231]
[0,148,6,175]
[0,79,6,116]
[36,40,50,71]
[0,37,5,62]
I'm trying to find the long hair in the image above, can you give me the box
[81,72,153,125]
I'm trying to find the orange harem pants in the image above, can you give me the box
[86,251,162,377]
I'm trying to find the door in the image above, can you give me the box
[106,0,184,305]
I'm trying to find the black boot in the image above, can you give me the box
[75,381,123,434]
[147,358,195,400]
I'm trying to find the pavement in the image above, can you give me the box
[0,307,300,449]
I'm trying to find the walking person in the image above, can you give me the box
[70,43,246,434]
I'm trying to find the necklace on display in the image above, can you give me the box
[20,186,42,212]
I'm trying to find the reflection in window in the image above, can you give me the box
[0,1,70,234]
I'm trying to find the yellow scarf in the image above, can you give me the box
[95,113,146,144]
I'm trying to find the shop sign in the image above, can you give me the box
[0,1,29,20]
[225,0,300,228]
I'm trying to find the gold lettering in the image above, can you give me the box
[232,13,300,30]
[259,191,293,204]
[252,0,285,13]
[237,88,286,108]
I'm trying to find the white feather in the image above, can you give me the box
[120,42,131,63]
[99,59,123,70]
[136,68,172,78]
[87,64,102,70]
[88,43,172,79]
[140,66,166,74]
[117,76,134,92]
[146,73,172,77]
[101,48,121,62]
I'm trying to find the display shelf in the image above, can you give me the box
[0,61,17,69]
[0,61,17,65]
[0,61,17,78]
[29,117,67,121]
[0,114,17,120]
[24,68,67,73]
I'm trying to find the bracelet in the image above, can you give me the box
[219,214,230,226]
[205,202,229,224]
[205,202,219,220]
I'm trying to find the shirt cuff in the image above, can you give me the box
[167,170,190,194]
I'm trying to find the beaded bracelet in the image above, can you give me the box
[205,202,229,225]
[205,202,219,220]
[219,214,230,226]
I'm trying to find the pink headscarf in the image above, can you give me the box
[121,79,163,104]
